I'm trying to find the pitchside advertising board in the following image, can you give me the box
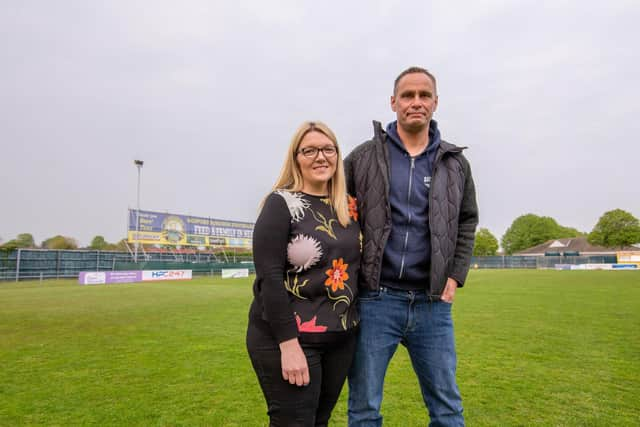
[221,268,250,278]
[127,209,253,249]
[555,264,638,271]
[79,270,193,285]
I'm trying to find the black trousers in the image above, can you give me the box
[247,323,356,427]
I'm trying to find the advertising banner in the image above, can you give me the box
[141,269,193,281]
[79,270,142,285]
[555,263,638,271]
[128,209,253,248]
[79,270,192,285]
[221,268,250,278]
[617,251,640,267]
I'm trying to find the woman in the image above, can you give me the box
[247,121,361,426]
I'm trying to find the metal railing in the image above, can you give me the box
[470,255,617,269]
[0,249,622,282]
[0,249,254,281]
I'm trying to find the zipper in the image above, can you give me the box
[399,157,415,279]
[428,163,438,292]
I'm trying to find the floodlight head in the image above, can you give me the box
[134,159,144,167]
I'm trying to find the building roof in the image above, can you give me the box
[514,236,640,256]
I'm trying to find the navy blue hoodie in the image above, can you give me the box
[380,120,441,290]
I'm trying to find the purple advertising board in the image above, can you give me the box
[79,271,142,285]
[78,270,193,285]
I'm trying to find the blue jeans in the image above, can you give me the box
[348,286,464,427]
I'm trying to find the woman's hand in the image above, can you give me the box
[279,338,309,387]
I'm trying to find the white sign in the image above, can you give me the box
[221,268,249,278]
[81,272,106,285]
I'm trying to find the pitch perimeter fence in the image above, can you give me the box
[471,255,616,269]
[0,249,254,281]
[0,250,619,282]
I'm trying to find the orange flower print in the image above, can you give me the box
[348,195,358,221]
[325,258,349,292]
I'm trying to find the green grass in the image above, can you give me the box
[1,270,638,426]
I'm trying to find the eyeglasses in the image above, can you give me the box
[297,146,338,158]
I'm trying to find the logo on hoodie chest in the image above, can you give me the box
[423,176,431,190]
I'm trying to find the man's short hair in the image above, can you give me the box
[393,66,437,95]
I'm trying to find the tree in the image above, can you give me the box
[15,233,36,248]
[473,228,499,256]
[501,214,582,255]
[0,240,18,253]
[559,226,585,237]
[89,235,109,250]
[42,235,78,250]
[113,238,130,252]
[0,233,36,252]
[588,209,640,248]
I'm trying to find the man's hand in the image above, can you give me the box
[440,277,458,303]
[279,338,309,387]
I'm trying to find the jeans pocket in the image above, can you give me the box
[434,300,454,320]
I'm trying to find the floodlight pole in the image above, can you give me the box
[134,160,144,263]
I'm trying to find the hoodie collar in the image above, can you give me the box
[386,120,441,156]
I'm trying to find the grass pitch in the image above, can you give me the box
[1,270,638,426]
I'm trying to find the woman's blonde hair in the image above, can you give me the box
[271,121,350,227]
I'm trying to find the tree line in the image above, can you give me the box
[0,234,129,252]
[2,209,639,256]
[473,209,640,256]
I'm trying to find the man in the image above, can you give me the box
[344,66,478,426]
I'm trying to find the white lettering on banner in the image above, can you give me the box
[193,225,210,235]
[83,272,106,285]
[237,229,253,238]
[208,227,254,238]
[213,227,236,237]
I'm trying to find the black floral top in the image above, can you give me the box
[249,191,362,344]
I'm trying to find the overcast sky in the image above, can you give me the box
[1,0,639,247]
